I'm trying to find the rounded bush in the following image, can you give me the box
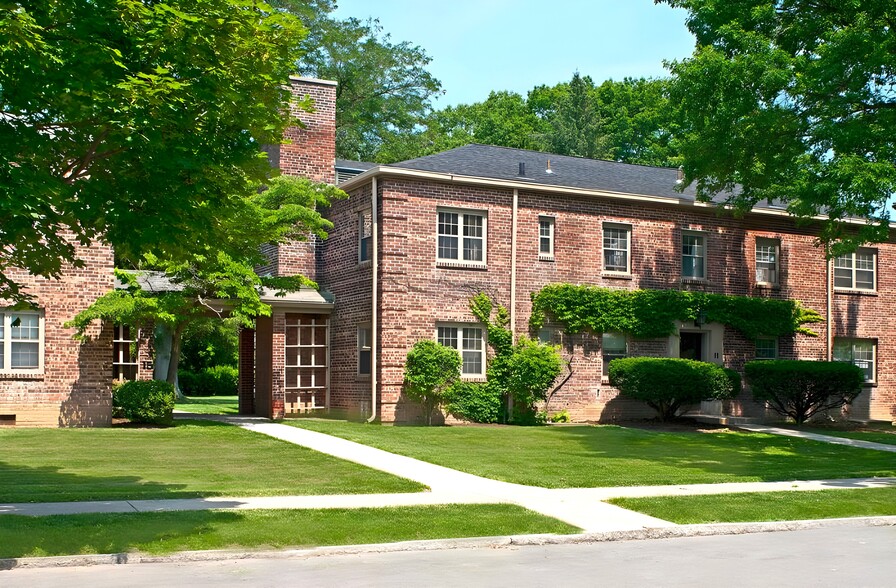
[404,340,461,425]
[113,380,176,426]
[608,357,740,421]
[444,381,502,423]
[745,360,864,424]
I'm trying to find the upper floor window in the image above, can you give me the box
[358,210,372,263]
[113,324,138,381]
[539,216,555,258]
[358,326,372,375]
[833,338,876,383]
[755,238,780,285]
[755,337,778,360]
[602,332,627,376]
[834,249,876,291]
[603,224,631,273]
[0,311,43,373]
[682,232,706,279]
[437,210,486,265]
[437,323,485,377]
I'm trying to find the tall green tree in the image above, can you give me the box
[67,177,345,394]
[660,0,896,250]
[0,0,307,303]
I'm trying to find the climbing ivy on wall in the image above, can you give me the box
[529,285,824,340]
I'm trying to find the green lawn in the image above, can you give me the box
[288,420,896,488]
[175,395,239,414]
[609,487,896,524]
[0,420,422,503]
[0,505,579,558]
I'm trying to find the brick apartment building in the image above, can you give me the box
[3,76,895,426]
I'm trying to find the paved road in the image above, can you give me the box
[5,526,895,587]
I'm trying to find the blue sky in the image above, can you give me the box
[332,0,697,107]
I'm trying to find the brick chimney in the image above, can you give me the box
[270,76,337,184]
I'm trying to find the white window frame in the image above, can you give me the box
[603,223,631,274]
[0,310,44,374]
[358,325,372,376]
[754,337,778,360]
[436,323,486,378]
[833,248,876,291]
[682,231,706,280]
[538,216,555,259]
[833,338,876,383]
[436,208,487,266]
[602,332,628,376]
[358,209,372,263]
[755,238,780,285]
[113,324,139,381]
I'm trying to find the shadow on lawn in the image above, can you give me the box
[548,425,896,484]
[0,461,192,504]
[0,510,247,563]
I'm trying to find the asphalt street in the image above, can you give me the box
[4,526,895,588]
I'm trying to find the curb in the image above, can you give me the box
[3,515,894,571]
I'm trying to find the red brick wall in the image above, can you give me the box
[0,236,115,427]
[330,176,896,423]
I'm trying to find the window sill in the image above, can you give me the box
[834,288,877,297]
[602,272,633,280]
[461,376,487,383]
[538,255,555,262]
[753,282,780,290]
[357,259,372,268]
[681,277,708,285]
[0,372,45,381]
[436,261,488,270]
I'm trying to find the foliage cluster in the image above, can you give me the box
[745,360,865,424]
[443,382,502,424]
[179,318,240,372]
[403,340,461,425]
[378,74,679,167]
[1,0,308,303]
[178,366,239,397]
[530,284,823,339]
[608,357,741,421]
[113,380,175,426]
[469,293,562,423]
[661,0,896,251]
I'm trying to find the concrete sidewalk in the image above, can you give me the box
[4,415,893,534]
[737,423,896,452]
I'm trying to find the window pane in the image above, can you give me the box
[438,235,458,259]
[438,212,458,235]
[463,237,483,261]
[11,342,39,369]
[463,215,482,237]
[855,270,874,289]
[755,338,777,359]
[602,332,626,354]
[603,227,629,272]
[462,328,482,351]
[833,268,854,289]
[359,350,371,375]
[462,351,482,375]
[437,327,457,349]
[682,235,705,278]
[11,314,39,340]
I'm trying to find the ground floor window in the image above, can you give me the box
[0,311,43,373]
[755,337,778,360]
[833,338,876,383]
[358,326,372,375]
[602,332,627,376]
[113,324,138,381]
[437,323,485,377]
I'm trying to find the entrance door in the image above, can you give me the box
[679,331,705,361]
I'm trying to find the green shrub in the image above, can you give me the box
[608,357,739,421]
[745,360,864,424]
[178,365,239,396]
[443,381,502,423]
[404,340,462,425]
[113,380,176,426]
[506,336,563,416]
[549,410,571,423]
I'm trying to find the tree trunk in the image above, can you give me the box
[166,322,187,400]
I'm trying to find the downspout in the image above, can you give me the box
[826,244,833,361]
[367,176,379,422]
[510,189,519,333]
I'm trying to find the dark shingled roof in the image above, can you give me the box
[335,159,376,172]
[392,144,709,202]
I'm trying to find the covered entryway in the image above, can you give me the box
[237,289,334,419]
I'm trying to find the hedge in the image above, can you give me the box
[608,357,740,421]
[113,380,175,426]
[178,365,238,397]
[745,360,864,424]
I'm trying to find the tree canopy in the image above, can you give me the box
[660,0,896,250]
[1,0,308,303]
